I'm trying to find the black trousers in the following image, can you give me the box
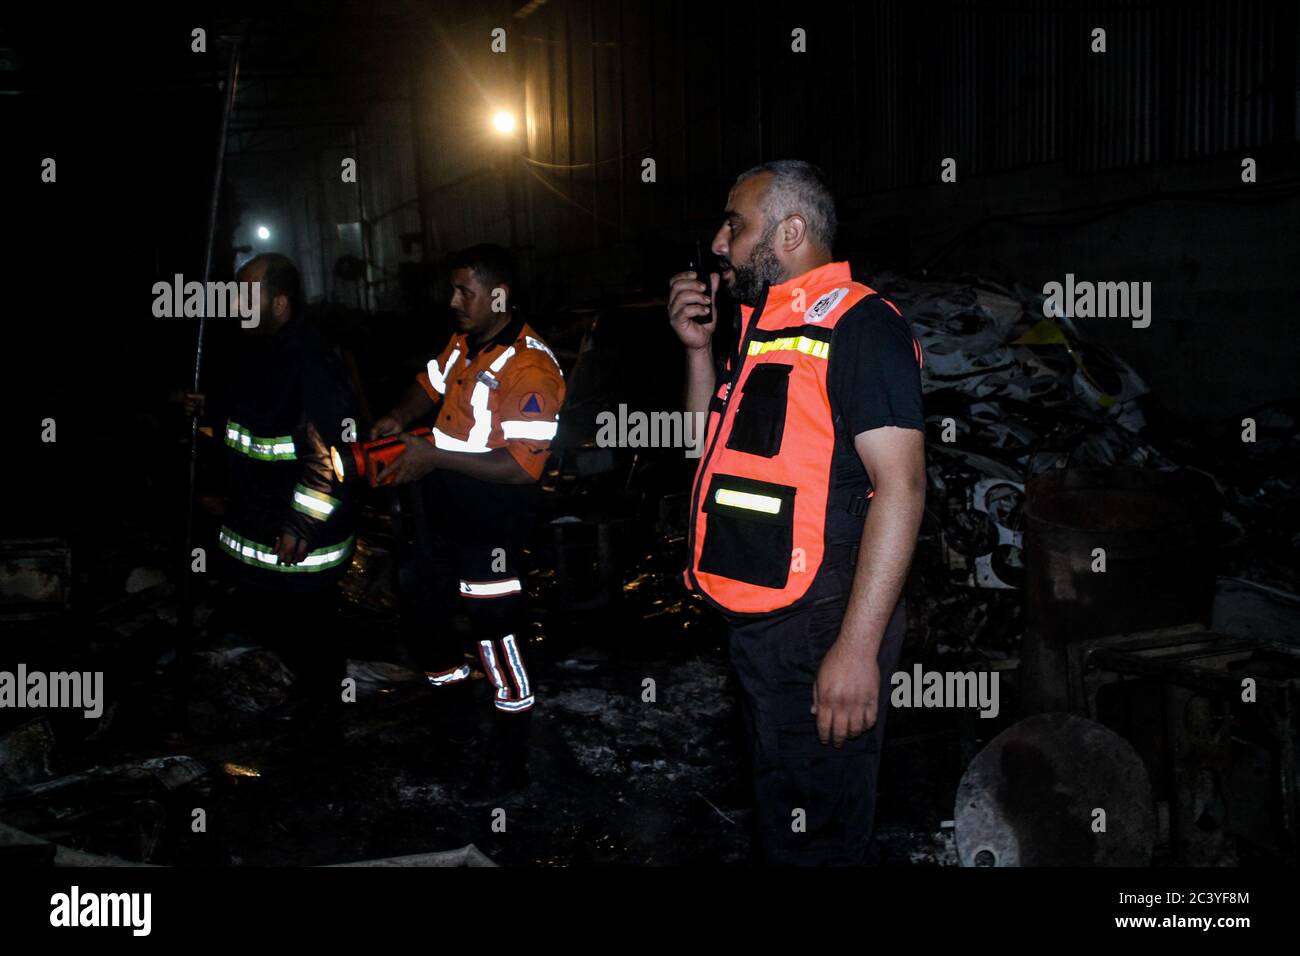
[404,470,537,715]
[727,564,907,866]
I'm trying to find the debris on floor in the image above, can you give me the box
[3,269,1295,866]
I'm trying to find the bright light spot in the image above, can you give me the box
[492,110,516,134]
[256,225,271,240]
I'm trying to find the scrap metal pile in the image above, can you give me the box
[865,271,1300,658]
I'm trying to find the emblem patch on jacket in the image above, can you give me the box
[806,287,849,323]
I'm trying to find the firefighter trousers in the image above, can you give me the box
[727,560,907,866]
[404,470,537,715]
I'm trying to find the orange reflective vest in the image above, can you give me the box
[415,314,565,481]
[685,261,904,616]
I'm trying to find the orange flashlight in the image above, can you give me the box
[332,427,433,487]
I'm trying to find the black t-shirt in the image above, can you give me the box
[825,294,925,542]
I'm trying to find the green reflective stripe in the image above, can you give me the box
[224,421,297,461]
[218,528,354,573]
[292,484,340,520]
[714,488,783,515]
[746,336,830,360]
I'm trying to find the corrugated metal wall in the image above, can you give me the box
[438,1,1289,289]
[293,0,1295,307]
[355,99,423,311]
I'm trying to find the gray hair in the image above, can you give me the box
[734,160,837,250]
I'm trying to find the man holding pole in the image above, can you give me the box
[189,253,358,740]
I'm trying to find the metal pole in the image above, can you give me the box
[407,69,431,263]
[351,125,373,312]
[180,36,243,639]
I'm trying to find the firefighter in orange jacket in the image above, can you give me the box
[668,161,926,865]
[372,244,564,799]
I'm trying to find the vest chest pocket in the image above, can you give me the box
[725,362,792,458]
[698,473,797,589]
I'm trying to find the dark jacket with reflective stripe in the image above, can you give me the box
[219,316,357,590]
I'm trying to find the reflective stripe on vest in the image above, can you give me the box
[433,345,519,453]
[225,420,297,460]
[525,335,563,374]
[747,335,830,360]
[687,262,887,615]
[501,418,559,440]
[432,427,493,453]
[218,527,354,572]
[426,347,461,396]
[714,487,783,514]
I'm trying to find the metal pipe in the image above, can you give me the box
[352,125,373,312]
[180,36,243,638]
[407,68,431,261]
[588,0,599,249]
